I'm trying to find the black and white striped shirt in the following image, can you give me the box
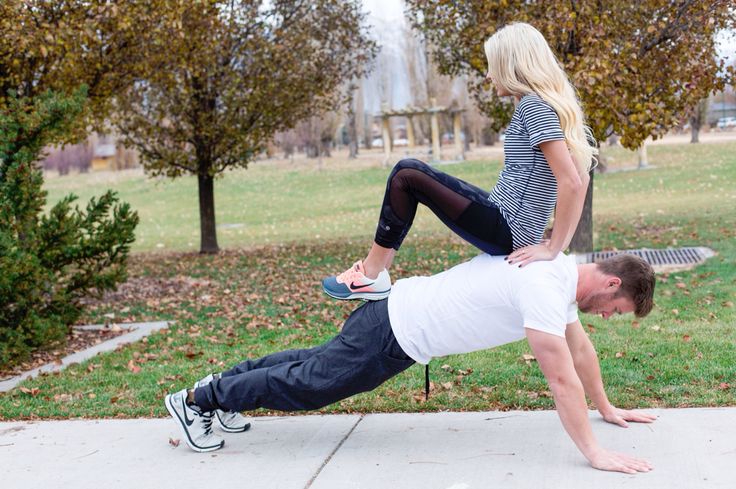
[488,93,565,250]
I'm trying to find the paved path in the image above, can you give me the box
[2,407,734,489]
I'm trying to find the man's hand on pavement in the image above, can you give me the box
[600,407,658,428]
[588,448,654,474]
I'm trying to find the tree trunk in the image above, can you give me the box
[637,143,648,169]
[690,101,704,144]
[690,122,700,143]
[198,172,219,254]
[363,112,373,149]
[569,169,594,253]
[348,97,359,159]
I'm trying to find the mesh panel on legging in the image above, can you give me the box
[389,167,471,229]
[373,159,513,255]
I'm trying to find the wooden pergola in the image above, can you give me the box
[377,98,465,165]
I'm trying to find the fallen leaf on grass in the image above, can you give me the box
[521,354,536,365]
[20,387,40,397]
[615,352,625,358]
[682,335,692,342]
[127,360,141,374]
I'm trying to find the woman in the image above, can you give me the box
[323,22,597,300]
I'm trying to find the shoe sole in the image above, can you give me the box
[216,411,252,433]
[322,288,391,301]
[164,394,224,453]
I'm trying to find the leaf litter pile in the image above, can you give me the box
[79,238,475,329]
[0,327,130,381]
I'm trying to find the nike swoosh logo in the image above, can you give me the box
[350,281,375,290]
[182,397,194,426]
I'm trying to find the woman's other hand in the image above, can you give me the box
[506,243,557,267]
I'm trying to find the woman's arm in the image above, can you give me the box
[507,139,587,266]
[541,139,587,254]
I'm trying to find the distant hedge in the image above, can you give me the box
[0,89,139,367]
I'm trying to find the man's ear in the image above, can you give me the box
[607,276,622,290]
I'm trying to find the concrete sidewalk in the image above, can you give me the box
[1,408,734,489]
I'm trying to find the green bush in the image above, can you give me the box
[0,89,139,367]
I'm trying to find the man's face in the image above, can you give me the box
[578,291,635,320]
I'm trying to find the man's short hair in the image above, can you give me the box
[595,254,655,317]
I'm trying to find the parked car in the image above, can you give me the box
[393,138,409,147]
[716,116,736,130]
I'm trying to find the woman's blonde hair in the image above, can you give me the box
[484,22,597,173]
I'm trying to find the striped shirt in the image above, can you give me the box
[488,93,565,250]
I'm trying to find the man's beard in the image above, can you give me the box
[578,291,616,315]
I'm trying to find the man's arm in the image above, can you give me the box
[525,328,653,474]
[565,320,658,427]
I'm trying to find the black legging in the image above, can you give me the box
[374,158,513,255]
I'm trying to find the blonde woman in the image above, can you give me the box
[323,22,597,300]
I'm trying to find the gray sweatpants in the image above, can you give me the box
[194,300,415,413]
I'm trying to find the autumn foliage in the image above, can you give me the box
[112,0,378,253]
[406,0,735,148]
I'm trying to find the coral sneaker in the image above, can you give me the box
[322,260,391,300]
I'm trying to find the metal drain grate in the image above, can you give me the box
[576,247,714,268]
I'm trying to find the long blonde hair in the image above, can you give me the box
[484,22,597,173]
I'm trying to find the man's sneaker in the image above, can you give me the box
[164,389,224,453]
[195,374,251,433]
[322,260,391,300]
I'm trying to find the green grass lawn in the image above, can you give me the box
[42,155,507,252]
[1,141,734,419]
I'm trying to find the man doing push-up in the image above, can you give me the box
[165,252,656,474]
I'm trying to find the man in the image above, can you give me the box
[165,252,656,474]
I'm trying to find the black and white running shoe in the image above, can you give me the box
[195,373,252,433]
[164,389,224,453]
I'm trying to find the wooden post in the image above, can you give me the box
[381,115,392,167]
[430,98,441,162]
[406,115,416,148]
[453,111,464,160]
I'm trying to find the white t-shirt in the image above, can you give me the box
[387,253,579,365]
